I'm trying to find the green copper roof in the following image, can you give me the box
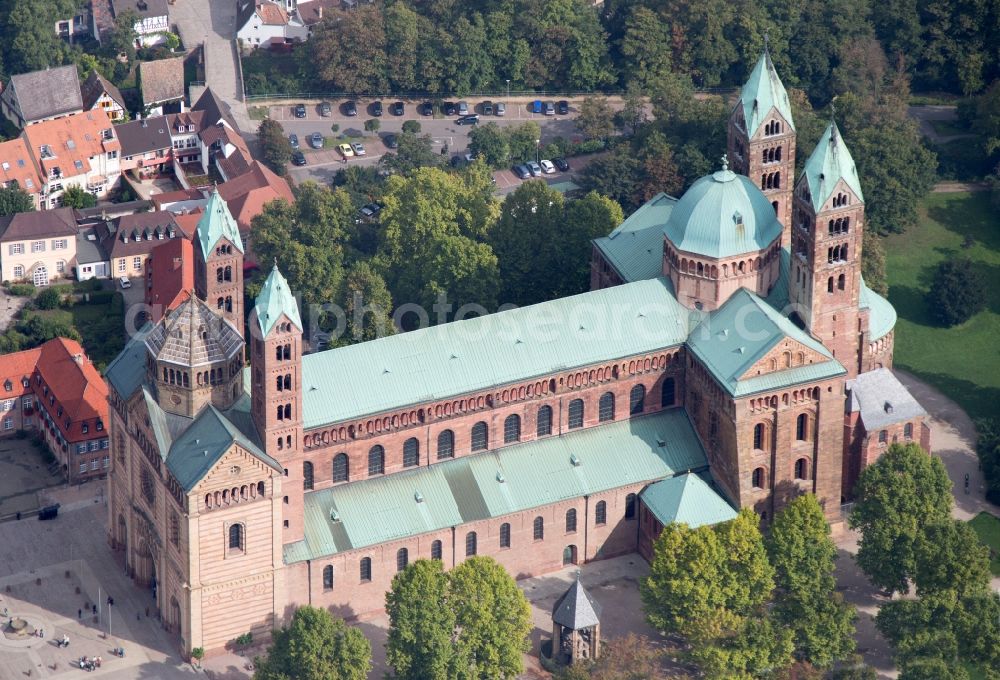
[662,169,783,259]
[592,192,678,282]
[195,189,244,260]
[300,277,693,429]
[859,277,896,341]
[165,404,280,491]
[640,473,737,528]
[686,288,845,396]
[105,323,153,398]
[254,265,303,337]
[285,409,709,562]
[739,50,795,135]
[801,121,864,212]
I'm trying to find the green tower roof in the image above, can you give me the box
[253,265,302,337]
[739,50,795,135]
[662,166,783,259]
[802,120,864,212]
[195,189,244,260]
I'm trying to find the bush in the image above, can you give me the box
[6,283,34,297]
[34,288,62,310]
[402,120,421,134]
[927,258,987,326]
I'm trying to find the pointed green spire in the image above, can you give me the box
[254,263,302,336]
[196,189,244,260]
[739,49,795,135]
[802,120,864,212]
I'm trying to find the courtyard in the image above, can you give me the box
[0,436,63,520]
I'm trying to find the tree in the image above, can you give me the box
[0,185,35,216]
[310,6,388,93]
[558,192,624,297]
[899,657,970,680]
[618,6,673,89]
[385,559,455,680]
[449,556,532,680]
[505,122,542,164]
[381,131,441,175]
[848,442,952,594]
[616,86,648,137]
[61,185,96,209]
[341,261,395,344]
[862,231,888,296]
[912,520,991,600]
[257,119,292,176]
[576,96,615,142]
[364,119,380,135]
[468,123,510,168]
[926,258,987,327]
[579,147,641,211]
[384,1,420,92]
[401,120,421,134]
[34,287,62,311]
[972,80,1000,161]
[975,417,1000,504]
[634,131,684,203]
[767,494,856,668]
[253,606,371,680]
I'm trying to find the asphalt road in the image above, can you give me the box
[273,100,586,187]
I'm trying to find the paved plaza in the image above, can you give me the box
[0,438,63,520]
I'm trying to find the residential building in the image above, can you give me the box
[145,237,194,322]
[105,52,929,656]
[294,0,339,29]
[152,188,207,213]
[0,208,78,285]
[117,116,172,178]
[75,226,111,280]
[81,70,128,122]
[217,160,293,236]
[21,109,122,208]
[54,4,92,43]
[96,210,188,279]
[139,56,185,116]
[236,1,309,49]
[111,0,170,46]
[0,338,109,482]
[0,138,44,209]
[167,89,251,183]
[0,65,84,128]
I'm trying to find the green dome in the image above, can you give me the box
[663,169,783,259]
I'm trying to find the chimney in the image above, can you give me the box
[73,354,83,364]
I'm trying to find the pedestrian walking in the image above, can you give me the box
[77,609,82,619]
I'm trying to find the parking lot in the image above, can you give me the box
[269,98,599,188]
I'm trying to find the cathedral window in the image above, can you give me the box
[216,267,223,282]
[565,509,577,533]
[599,392,615,422]
[753,423,765,450]
[752,467,765,489]
[403,437,419,467]
[224,266,232,282]
[796,414,808,441]
[661,378,676,407]
[838,274,845,290]
[595,500,607,525]
[533,516,544,541]
[500,522,511,548]
[904,423,913,439]
[303,461,314,490]
[360,557,372,581]
[465,531,477,556]
[537,405,553,436]
[367,445,384,476]
[323,565,334,589]
[471,421,488,451]
[503,414,521,443]
[141,465,155,506]
[437,430,454,459]
[794,458,808,480]
[225,296,232,312]
[228,523,244,551]
[430,541,442,561]
[878,430,888,445]
[630,384,646,415]
[170,512,179,546]
[568,399,584,429]
[257,481,265,496]
[396,548,408,572]
[332,453,349,482]
[625,493,637,519]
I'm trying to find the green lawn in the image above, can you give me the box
[928,118,969,137]
[35,295,125,371]
[969,511,1000,575]
[885,192,1000,421]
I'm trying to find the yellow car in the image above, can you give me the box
[338,143,354,157]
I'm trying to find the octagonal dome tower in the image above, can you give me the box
[662,159,784,311]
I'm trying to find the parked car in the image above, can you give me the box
[371,101,383,117]
[450,155,466,168]
[294,103,306,118]
[390,101,405,116]
[457,101,469,115]
[442,101,457,116]
[512,165,530,179]
[338,143,354,157]
[554,157,570,172]
[482,101,493,116]
[539,159,556,174]
[309,132,324,149]
[544,101,555,116]
[557,100,569,115]
[527,161,542,176]
[456,114,479,126]
[320,101,332,117]
[531,100,543,114]
[360,203,382,217]
[495,102,506,116]
[343,101,358,116]
[383,133,398,149]
[291,151,307,166]
[421,101,434,116]
[288,133,299,149]
[351,142,366,156]
[118,276,131,289]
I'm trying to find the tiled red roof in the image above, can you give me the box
[0,347,43,395]
[217,161,294,231]
[34,338,108,443]
[145,237,195,322]
[151,188,206,210]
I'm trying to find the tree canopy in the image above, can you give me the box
[258,119,293,176]
[253,606,371,680]
[0,185,35,216]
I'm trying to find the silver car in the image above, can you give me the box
[495,102,506,116]
[527,161,542,177]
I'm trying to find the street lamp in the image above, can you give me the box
[535,139,540,163]
[506,79,510,103]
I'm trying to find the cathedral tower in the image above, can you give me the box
[727,49,796,246]
[789,120,865,377]
[248,265,305,541]
[195,190,245,337]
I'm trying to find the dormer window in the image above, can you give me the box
[3,380,11,392]
[96,420,103,431]
[82,423,89,434]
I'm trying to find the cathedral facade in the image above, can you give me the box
[105,53,928,655]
